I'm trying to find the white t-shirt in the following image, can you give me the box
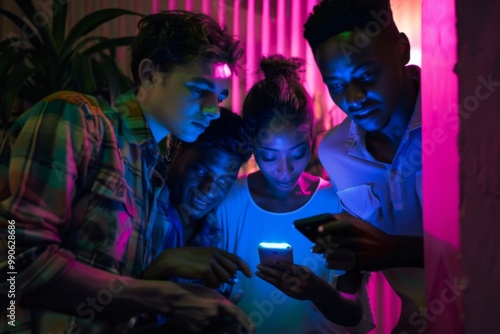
[216,175,374,334]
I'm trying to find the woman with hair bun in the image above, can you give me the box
[216,55,374,333]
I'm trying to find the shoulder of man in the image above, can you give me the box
[38,91,122,166]
[405,64,421,79]
[319,117,352,156]
[38,91,116,135]
[41,91,112,120]
[42,91,100,108]
[324,117,351,139]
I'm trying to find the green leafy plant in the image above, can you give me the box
[0,0,144,133]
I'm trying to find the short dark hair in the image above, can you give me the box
[173,107,252,164]
[130,10,243,85]
[242,55,314,143]
[304,0,397,54]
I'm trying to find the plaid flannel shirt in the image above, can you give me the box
[0,90,171,333]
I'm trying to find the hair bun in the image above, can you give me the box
[259,55,304,82]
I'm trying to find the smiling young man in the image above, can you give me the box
[304,0,424,332]
[136,107,254,332]
[142,107,253,286]
[0,10,255,334]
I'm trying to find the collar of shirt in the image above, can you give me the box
[113,90,158,148]
[188,210,222,247]
[111,90,167,176]
[162,204,222,249]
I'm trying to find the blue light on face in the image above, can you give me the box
[259,242,291,249]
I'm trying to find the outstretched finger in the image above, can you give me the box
[218,249,253,278]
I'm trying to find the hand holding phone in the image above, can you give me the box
[258,242,293,269]
[293,213,334,243]
[293,214,363,294]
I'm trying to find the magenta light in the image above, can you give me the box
[184,0,193,11]
[262,0,270,55]
[213,63,232,79]
[151,0,159,13]
[202,0,210,15]
[218,0,225,27]
[290,0,301,56]
[231,0,241,113]
[245,0,256,92]
[168,0,176,10]
[305,0,318,96]
[277,0,286,54]
[422,0,463,332]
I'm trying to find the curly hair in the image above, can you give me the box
[173,107,252,165]
[242,55,314,144]
[130,10,243,85]
[304,0,397,54]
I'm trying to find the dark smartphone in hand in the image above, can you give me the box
[293,213,333,243]
[293,213,364,294]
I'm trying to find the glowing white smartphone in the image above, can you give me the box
[258,242,294,268]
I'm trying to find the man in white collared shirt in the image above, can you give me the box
[304,1,425,332]
[321,65,422,236]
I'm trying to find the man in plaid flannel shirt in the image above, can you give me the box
[0,10,254,334]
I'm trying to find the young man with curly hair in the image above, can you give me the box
[0,11,254,334]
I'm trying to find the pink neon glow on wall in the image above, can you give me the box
[277,0,286,54]
[290,0,301,57]
[202,0,210,15]
[245,0,256,92]
[232,0,241,113]
[184,0,193,11]
[218,0,225,28]
[422,0,463,332]
[151,1,159,14]
[168,0,176,11]
[261,0,270,55]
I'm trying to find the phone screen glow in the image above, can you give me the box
[259,242,291,249]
